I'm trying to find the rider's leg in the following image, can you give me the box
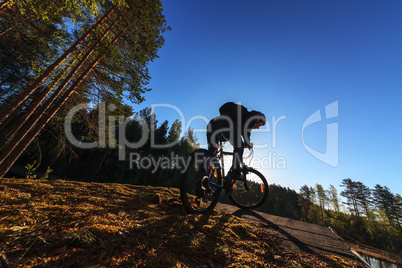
[231,130,244,179]
[206,120,218,155]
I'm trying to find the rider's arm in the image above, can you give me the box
[243,129,253,149]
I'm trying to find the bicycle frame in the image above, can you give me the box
[208,139,234,190]
[181,141,268,213]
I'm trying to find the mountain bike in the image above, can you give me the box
[180,140,269,214]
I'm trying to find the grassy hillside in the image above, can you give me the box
[0,178,361,267]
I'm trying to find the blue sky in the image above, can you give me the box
[133,0,402,196]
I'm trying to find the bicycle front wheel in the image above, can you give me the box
[180,149,222,214]
[229,167,268,210]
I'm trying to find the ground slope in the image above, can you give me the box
[1,178,363,267]
[216,204,369,266]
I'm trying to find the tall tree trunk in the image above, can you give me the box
[0,28,127,178]
[0,0,12,14]
[0,15,33,37]
[0,56,102,177]
[0,13,121,148]
[0,28,106,155]
[353,198,360,219]
[0,67,69,137]
[0,5,117,126]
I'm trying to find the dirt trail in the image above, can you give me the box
[216,203,370,267]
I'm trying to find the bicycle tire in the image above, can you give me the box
[180,149,222,214]
[229,167,268,210]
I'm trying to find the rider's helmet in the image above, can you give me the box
[249,110,266,128]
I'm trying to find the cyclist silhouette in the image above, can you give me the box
[207,102,266,179]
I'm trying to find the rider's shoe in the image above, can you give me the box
[223,171,235,196]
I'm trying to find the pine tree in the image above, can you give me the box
[0,0,170,177]
[298,185,313,221]
[328,184,340,213]
[316,184,328,224]
[340,178,361,218]
[372,185,400,226]
[355,181,373,220]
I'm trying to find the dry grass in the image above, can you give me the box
[1,178,361,267]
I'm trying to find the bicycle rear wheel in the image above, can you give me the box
[180,149,222,214]
[229,167,268,210]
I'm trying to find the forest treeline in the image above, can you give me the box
[221,179,402,254]
[10,106,199,187]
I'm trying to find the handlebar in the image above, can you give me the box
[219,147,253,156]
